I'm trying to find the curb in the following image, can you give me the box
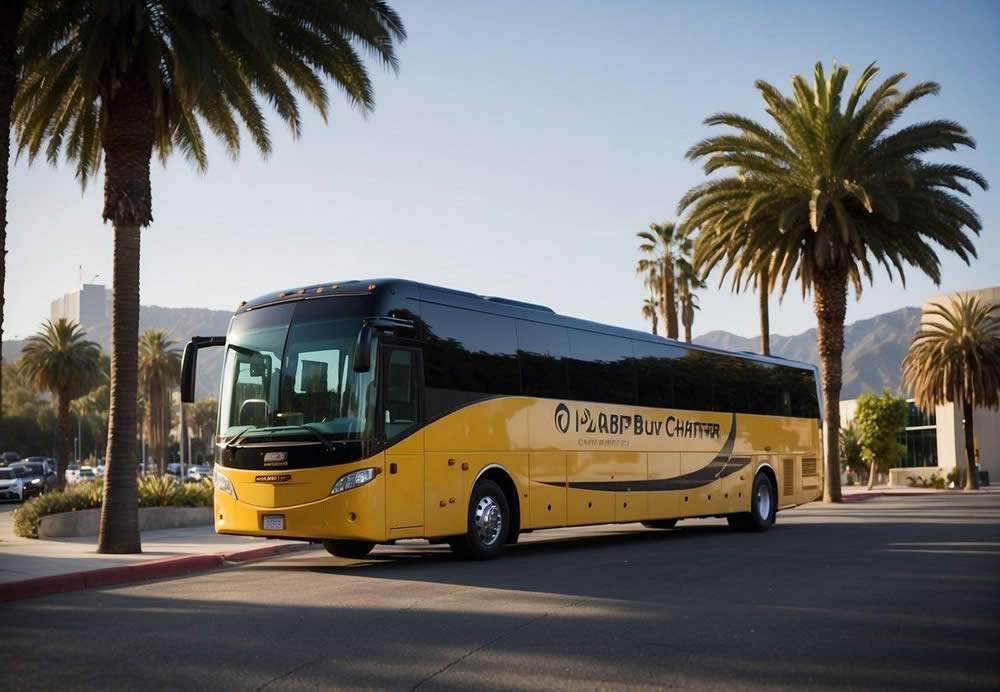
[841,490,961,503]
[0,542,317,603]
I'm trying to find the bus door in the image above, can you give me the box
[381,344,425,530]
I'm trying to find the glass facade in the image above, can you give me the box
[893,401,938,468]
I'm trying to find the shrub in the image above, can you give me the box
[13,476,214,538]
[907,472,946,489]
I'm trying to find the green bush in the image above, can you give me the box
[946,466,965,488]
[13,477,214,539]
[906,472,946,489]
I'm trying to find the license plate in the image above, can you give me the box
[262,515,285,531]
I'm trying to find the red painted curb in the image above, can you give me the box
[841,490,961,503]
[0,543,311,603]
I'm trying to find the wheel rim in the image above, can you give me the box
[474,495,503,546]
[756,481,772,521]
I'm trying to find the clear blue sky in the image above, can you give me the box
[6,0,999,341]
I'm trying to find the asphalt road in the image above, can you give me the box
[4,493,1000,691]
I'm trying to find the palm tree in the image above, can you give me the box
[902,295,1000,490]
[138,329,180,476]
[688,216,775,355]
[18,319,101,487]
[675,253,704,344]
[190,398,219,461]
[641,297,659,335]
[14,1,405,553]
[0,1,27,418]
[679,62,986,502]
[637,222,687,339]
[637,243,662,336]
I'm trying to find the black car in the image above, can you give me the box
[11,459,58,497]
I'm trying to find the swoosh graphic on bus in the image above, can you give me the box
[540,413,749,493]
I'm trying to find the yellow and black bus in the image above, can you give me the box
[181,279,822,560]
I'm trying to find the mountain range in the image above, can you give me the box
[4,303,921,403]
[694,306,921,399]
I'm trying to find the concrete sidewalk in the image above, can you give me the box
[0,504,319,599]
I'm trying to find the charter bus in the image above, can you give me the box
[181,279,822,560]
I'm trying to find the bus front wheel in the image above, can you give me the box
[728,473,776,532]
[449,480,510,560]
[323,539,375,558]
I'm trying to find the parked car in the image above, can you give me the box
[10,460,58,497]
[78,467,97,484]
[65,463,81,484]
[0,467,24,502]
[1,451,20,466]
[186,465,212,482]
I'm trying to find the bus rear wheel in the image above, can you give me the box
[641,519,678,529]
[449,480,510,560]
[728,473,776,532]
[323,539,375,558]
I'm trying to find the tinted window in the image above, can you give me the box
[632,340,686,409]
[710,352,750,414]
[672,347,714,411]
[517,321,570,399]
[421,302,520,397]
[567,330,636,405]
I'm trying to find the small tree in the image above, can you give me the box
[854,389,908,489]
[839,420,864,484]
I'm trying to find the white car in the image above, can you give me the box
[0,468,24,502]
[186,465,211,481]
[66,464,81,484]
[78,468,97,484]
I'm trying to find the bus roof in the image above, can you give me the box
[238,278,818,373]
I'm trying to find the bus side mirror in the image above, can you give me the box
[181,336,226,403]
[353,325,373,373]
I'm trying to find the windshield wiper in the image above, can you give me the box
[224,426,256,450]
[224,423,334,451]
[285,423,335,451]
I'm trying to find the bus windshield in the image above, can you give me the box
[218,296,377,442]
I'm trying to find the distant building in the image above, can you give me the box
[840,286,1000,486]
[50,284,110,329]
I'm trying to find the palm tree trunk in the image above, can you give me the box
[56,393,72,490]
[664,261,678,340]
[0,1,25,420]
[867,458,876,490]
[962,400,980,490]
[98,58,154,554]
[759,267,770,356]
[814,266,847,503]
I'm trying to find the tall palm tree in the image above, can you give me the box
[18,319,100,487]
[0,0,27,418]
[636,243,662,336]
[679,62,986,502]
[190,398,218,461]
[14,1,405,553]
[138,329,180,476]
[675,253,704,344]
[902,295,1000,490]
[637,222,687,339]
[641,296,659,335]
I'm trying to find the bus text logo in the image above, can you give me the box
[554,403,721,440]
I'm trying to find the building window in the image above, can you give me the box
[896,428,938,468]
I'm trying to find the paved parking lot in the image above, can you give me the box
[4,493,1000,690]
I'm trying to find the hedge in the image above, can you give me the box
[13,476,214,539]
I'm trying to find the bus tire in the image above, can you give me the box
[449,480,510,560]
[728,473,775,532]
[323,539,375,558]
[641,519,678,529]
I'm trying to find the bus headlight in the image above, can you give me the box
[214,469,237,500]
[330,467,378,495]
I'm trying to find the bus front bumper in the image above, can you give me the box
[214,478,385,542]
